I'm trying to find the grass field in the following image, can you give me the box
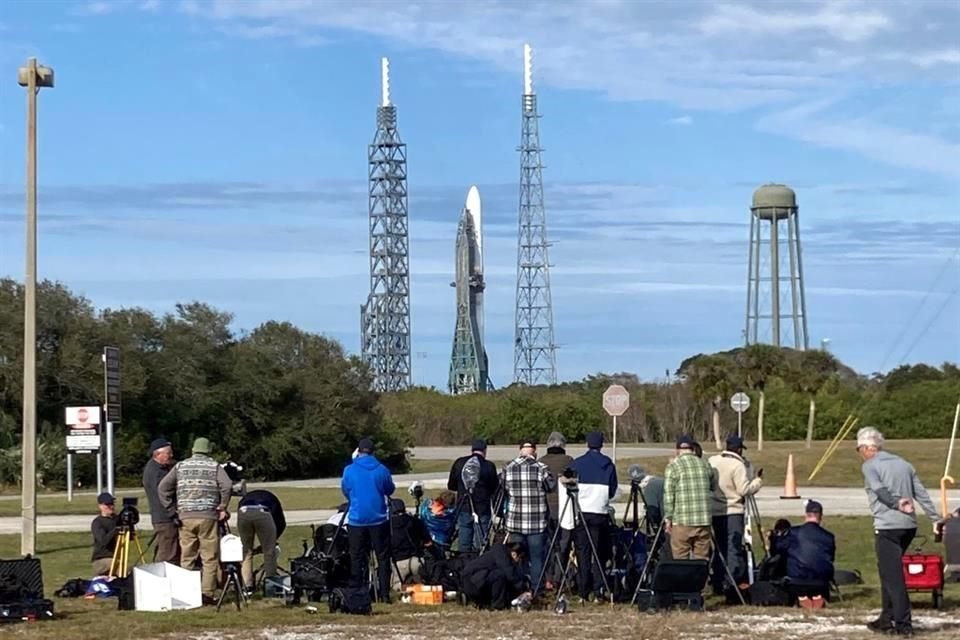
[613,439,952,489]
[0,516,957,639]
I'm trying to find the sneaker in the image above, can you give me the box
[866,619,892,633]
[201,594,217,606]
[886,625,913,637]
[243,587,255,598]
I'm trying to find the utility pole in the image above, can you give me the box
[17,58,54,556]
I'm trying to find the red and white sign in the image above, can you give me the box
[65,406,101,452]
[602,385,630,417]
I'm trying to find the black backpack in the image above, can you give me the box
[328,587,372,615]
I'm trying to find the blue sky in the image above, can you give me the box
[0,0,958,389]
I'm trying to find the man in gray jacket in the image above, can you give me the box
[857,427,944,637]
[142,438,179,564]
[158,437,232,601]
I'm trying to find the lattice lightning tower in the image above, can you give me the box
[513,43,557,385]
[360,57,411,391]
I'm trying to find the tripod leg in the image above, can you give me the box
[533,493,572,596]
[631,524,664,605]
[573,499,612,602]
[710,530,746,605]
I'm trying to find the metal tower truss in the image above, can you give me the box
[513,44,557,385]
[361,58,411,391]
[449,208,489,394]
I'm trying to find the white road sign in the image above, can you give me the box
[730,392,751,414]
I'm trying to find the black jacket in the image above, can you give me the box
[91,515,117,561]
[142,458,174,524]
[448,454,499,516]
[785,522,835,582]
[461,543,525,591]
[239,490,287,537]
[540,448,574,520]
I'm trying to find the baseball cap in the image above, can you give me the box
[805,500,823,515]
[357,437,375,453]
[149,438,172,454]
[725,435,747,450]
[471,438,487,452]
[586,431,604,449]
[192,437,212,454]
[97,492,115,505]
[676,434,697,449]
[519,439,537,449]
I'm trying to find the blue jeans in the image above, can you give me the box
[457,509,491,552]
[508,531,547,594]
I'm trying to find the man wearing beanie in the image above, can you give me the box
[142,437,179,564]
[568,431,618,601]
[341,437,396,602]
[448,438,499,552]
[857,427,943,636]
[158,437,232,601]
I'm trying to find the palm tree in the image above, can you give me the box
[685,355,732,450]
[738,344,785,452]
[797,349,839,448]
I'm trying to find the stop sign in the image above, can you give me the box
[602,385,630,417]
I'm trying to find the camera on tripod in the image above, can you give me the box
[221,461,247,497]
[561,467,579,491]
[407,481,424,501]
[628,464,646,488]
[118,497,140,528]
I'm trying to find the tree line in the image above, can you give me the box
[0,278,956,489]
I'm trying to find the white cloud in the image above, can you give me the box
[697,2,892,43]
[666,115,693,126]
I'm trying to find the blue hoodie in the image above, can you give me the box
[341,454,396,527]
[569,449,618,515]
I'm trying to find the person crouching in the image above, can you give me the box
[461,542,531,610]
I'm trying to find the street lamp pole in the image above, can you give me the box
[17,57,53,556]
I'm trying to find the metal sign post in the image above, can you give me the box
[730,392,751,437]
[102,347,122,496]
[66,454,73,502]
[602,385,630,462]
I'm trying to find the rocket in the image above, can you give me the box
[449,185,490,393]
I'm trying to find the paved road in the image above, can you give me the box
[3,487,956,535]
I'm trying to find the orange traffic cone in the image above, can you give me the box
[780,454,801,499]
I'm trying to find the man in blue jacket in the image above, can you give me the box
[568,431,618,602]
[784,500,835,587]
[341,437,396,602]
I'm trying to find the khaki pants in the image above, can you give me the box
[153,522,181,565]
[392,556,422,591]
[238,509,277,588]
[670,524,712,561]
[179,518,220,596]
[92,557,113,576]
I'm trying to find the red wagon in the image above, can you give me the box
[902,552,945,609]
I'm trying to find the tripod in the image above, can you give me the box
[216,562,249,612]
[479,488,505,555]
[109,525,147,578]
[534,483,611,612]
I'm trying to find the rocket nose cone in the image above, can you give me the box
[465,185,481,212]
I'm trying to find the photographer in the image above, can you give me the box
[142,437,179,564]
[448,439,499,552]
[708,435,762,593]
[541,432,574,585]
[341,437,396,603]
[461,541,530,610]
[501,439,556,594]
[157,437,233,602]
[663,435,716,561]
[569,431,618,602]
[237,489,286,594]
[418,490,458,548]
[91,492,118,576]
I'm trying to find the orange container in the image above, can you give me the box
[406,584,444,605]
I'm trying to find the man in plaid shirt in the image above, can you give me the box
[502,439,556,593]
[663,434,716,561]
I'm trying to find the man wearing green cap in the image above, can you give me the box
[158,437,233,601]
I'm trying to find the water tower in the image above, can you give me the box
[744,183,809,350]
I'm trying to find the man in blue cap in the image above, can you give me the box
[568,431,618,601]
[142,437,179,564]
[709,435,763,593]
[341,437,396,602]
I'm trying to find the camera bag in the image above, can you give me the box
[328,587,372,615]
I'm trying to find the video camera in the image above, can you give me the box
[408,481,424,501]
[561,467,579,491]
[221,461,247,497]
[118,497,140,528]
[628,464,646,488]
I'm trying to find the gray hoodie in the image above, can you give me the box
[862,450,938,530]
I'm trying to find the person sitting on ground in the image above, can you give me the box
[91,492,118,576]
[760,518,793,580]
[461,541,531,610]
[784,501,835,585]
[418,490,458,547]
[391,499,431,590]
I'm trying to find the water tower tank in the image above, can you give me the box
[751,183,796,221]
